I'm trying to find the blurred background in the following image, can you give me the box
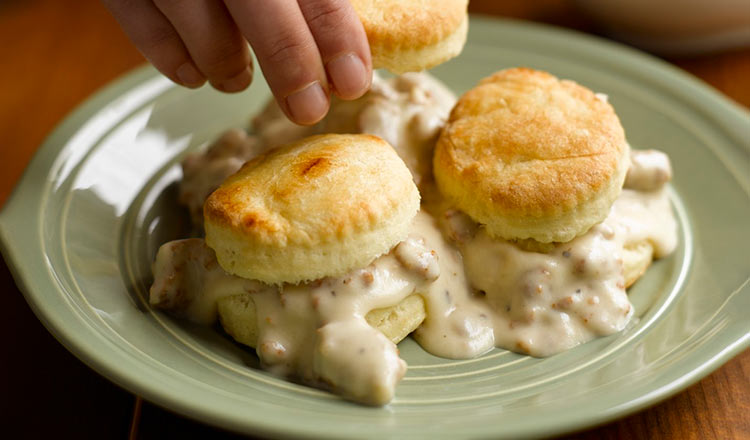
[0,0,748,439]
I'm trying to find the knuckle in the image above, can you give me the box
[137,24,180,52]
[265,35,310,66]
[152,0,188,13]
[304,0,349,31]
[201,42,247,77]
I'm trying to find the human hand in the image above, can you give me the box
[103,0,372,125]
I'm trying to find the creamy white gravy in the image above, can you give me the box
[417,149,677,358]
[151,226,440,405]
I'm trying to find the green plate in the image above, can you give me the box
[1,17,748,439]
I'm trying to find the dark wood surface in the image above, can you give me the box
[1,1,747,438]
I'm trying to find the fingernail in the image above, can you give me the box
[216,66,253,93]
[326,53,369,99]
[176,62,205,88]
[285,82,329,125]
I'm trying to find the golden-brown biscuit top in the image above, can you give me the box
[434,68,629,243]
[204,134,420,283]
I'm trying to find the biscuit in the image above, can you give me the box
[204,134,420,284]
[218,293,426,348]
[351,0,469,73]
[623,241,654,288]
[434,68,630,243]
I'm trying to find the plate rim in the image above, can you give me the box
[1,16,749,439]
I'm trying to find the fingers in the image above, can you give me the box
[153,0,253,93]
[298,0,372,100]
[105,0,372,125]
[102,0,206,88]
[225,0,330,125]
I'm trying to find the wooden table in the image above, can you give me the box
[1,1,747,438]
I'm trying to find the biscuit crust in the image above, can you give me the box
[204,134,420,284]
[434,68,630,243]
[351,0,469,73]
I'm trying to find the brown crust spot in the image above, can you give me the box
[297,156,330,177]
[243,213,257,228]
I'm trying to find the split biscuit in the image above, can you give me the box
[434,67,630,243]
[351,0,469,73]
[218,294,426,348]
[204,134,420,284]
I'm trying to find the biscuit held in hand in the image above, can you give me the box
[352,0,469,73]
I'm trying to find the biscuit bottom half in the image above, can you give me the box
[218,294,426,349]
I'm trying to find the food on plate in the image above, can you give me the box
[218,291,426,348]
[152,134,439,405]
[150,68,679,404]
[423,150,677,357]
[423,68,677,357]
[433,67,630,244]
[204,133,420,284]
[351,0,469,73]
